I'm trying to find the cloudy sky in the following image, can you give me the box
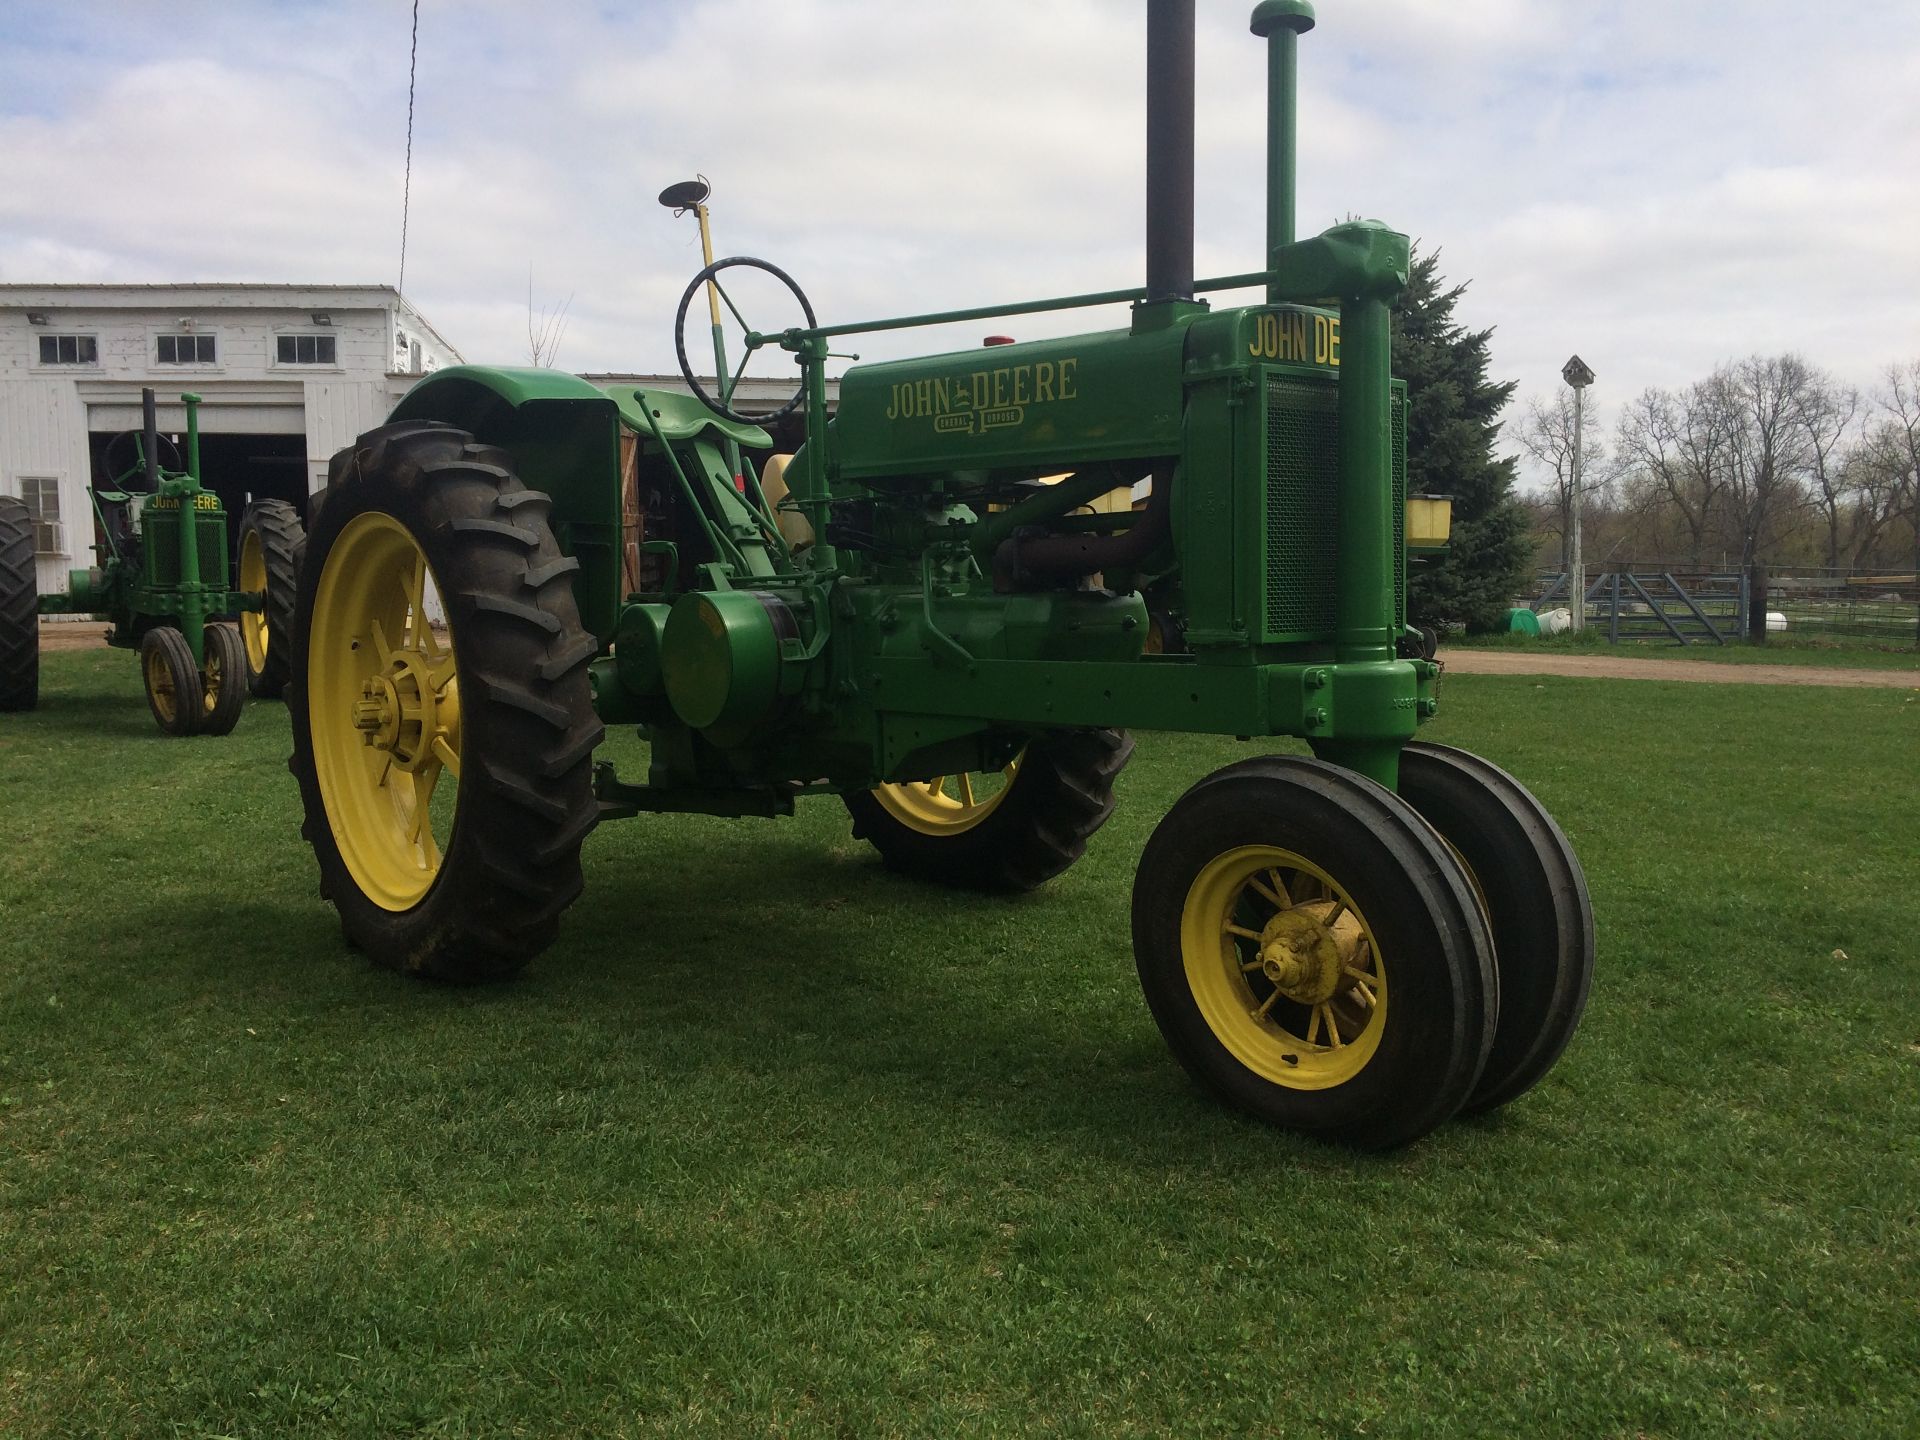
[4,0,1918,471]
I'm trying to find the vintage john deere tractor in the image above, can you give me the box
[285,0,1593,1148]
[0,387,306,734]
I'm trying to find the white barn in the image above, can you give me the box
[0,284,461,594]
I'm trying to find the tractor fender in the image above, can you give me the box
[382,368,773,642]
[386,366,628,641]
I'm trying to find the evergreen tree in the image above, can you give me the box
[1393,247,1532,632]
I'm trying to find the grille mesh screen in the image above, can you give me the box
[1262,378,1407,639]
[142,510,228,590]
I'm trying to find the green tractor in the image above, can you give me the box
[0,387,306,734]
[284,0,1592,1148]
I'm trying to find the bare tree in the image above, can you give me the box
[1876,360,1920,614]
[1791,368,1860,570]
[527,268,573,369]
[1715,355,1814,570]
[1515,391,1608,572]
[1837,424,1911,569]
[1614,383,1728,564]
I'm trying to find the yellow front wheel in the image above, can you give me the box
[845,729,1133,891]
[288,421,603,981]
[140,627,200,736]
[1132,755,1496,1150]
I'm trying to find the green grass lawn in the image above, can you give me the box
[3,651,1917,1438]
[1452,627,1920,670]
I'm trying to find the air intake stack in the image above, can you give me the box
[1250,1,1316,300]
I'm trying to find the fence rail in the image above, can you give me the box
[1526,565,1920,647]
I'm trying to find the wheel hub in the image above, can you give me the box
[350,650,450,773]
[1256,900,1364,1005]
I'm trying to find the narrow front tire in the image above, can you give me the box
[1132,755,1496,1150]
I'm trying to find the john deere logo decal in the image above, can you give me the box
[885,357,1080,434]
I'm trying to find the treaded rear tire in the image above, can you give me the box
[845,727,1134,891]
[0,497,38,712]
[238,498,306,698]
[289,420,603,982]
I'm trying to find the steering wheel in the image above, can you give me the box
[101,428,183,491]
[673,256,817,425]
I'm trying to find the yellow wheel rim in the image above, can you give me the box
[200,638,224,717]
[872,752,1023,836]
[309,512,462,911]
[239,528,268,674]
[1181,845,1388,1089]
[144,643,179,725]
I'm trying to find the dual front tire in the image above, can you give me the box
[1133,747,1593,1148]
[139,623,246,737]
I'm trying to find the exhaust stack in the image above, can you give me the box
[1144,0,1195,303]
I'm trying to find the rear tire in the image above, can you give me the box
[1132,755,1496,1150]
[0,497,36,712]
[140,627,201,736]
[1396,742,1594,1113]
[238,499,306,698]
[289,421,603,982]
[845,727,1134,891]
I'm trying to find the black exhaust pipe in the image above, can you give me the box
[1144,0,1195,303]
[142,387,161,489]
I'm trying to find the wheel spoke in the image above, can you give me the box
[411,764,438,840]
[370,618,393,666]
[1319,1004,1344,1049]
[1345,975,1378,1008]
[401,554,426,646]
[1321,897,1348,930]
[410,765,441,869]
[1246,874,1286,909]
[1305,1005,1322,1044]
[713,277,754,335]
[959,772,976,808]
[1252,988,1282,1021]
[431,734,460,779]
[1224,923,1263,942]
[1267,869,1295,909]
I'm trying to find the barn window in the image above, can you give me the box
[19,476,65,554]
[156,333,217,364]
[276,334,337,364]
[37,335,98,365]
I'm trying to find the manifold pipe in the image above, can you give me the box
[1145,0,1195,303]
[992,461,1173,591]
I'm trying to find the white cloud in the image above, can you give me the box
[1,0,1916,451]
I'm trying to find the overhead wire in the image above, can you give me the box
[398,0,420,297]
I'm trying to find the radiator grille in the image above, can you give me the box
[1263,379,1339,636]
[1262,379,1407,640]
[143,508,228,590]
